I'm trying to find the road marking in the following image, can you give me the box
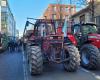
[81,68,100,80]
[22,47,29,80]
[80,68,90,73]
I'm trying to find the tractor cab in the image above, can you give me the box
[31,19,65,45]
[72,23,100,48]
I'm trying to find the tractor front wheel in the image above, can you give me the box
[80,44,100,70]
[29,46,43,75]
[63,45,80,72]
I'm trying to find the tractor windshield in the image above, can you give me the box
[82,24,97,35]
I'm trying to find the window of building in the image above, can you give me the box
[1,12,7,30]
[1,12,6,22]
[66,7,69,12]
[71,7,74,13]
[65,15,69,20]
[96,16,100,26]
[52,14,56,19]
[1,0,6,7]
[1,6,6,12]
[53,6,56,12]
[80,14,85,23]
[61,7,64,12]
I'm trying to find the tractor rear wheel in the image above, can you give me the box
[29,46,43,75]
[63,45,80,72]
[80,44,100,70]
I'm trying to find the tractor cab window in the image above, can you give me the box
[38,23,56,37]
[47,24,55,35]
[37,24,47,37]
[73,25,80,34]
[82,24,97,35]
[41,24,47,37]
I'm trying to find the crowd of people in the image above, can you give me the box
[8,39,23,52]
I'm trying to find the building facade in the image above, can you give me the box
[43,4,76,20]
[15,29,19,39]
[0,5,1,31]
[71,7,91,24]
[0,0,16,40]
[71,1,100,32]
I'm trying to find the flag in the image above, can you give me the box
[63,18,67,37]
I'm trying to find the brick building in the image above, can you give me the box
[43,4,76,20]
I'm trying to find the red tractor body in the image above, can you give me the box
[88,34,100,48]
[24,19,80,75]
[67,33,77,46]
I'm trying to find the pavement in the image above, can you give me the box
[0,51,100,80]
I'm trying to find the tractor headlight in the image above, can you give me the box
[50,37,53,39]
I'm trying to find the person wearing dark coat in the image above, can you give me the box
[8,41,14,52]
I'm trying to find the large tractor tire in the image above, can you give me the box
[80,44,100,70]
[29,46,43,75]
[63,45,80,72]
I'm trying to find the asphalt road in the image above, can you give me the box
[0,51,24,80]
[0,51,100,80]
[27,64,100,80]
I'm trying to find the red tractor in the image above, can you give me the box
[72,23,100,70]
[24,19,80,75]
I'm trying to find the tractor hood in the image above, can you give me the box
[88,34,100,40]
[88,33,100,48]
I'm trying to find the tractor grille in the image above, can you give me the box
[53,36,60,39]
[49,36,63,43]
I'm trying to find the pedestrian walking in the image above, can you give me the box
[8,40,16,52]
[17,40,21,52]
[14,42,18,51]
[8,41,13,52]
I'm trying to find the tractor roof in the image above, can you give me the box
[34,19,64,26]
